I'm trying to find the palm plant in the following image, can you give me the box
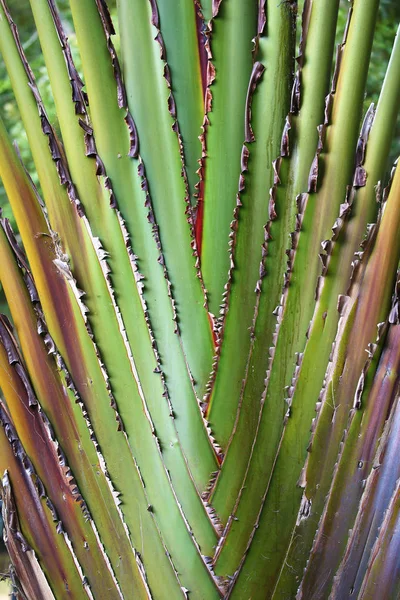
[0,0,399,597]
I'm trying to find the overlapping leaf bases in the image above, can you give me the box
[0,0,399,598]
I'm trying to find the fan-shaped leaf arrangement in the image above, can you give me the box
[0,0,399,598]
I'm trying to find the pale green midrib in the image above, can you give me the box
[206,11,295,450]
[332,359,400,599]
[118,0,214,402]
[0,118,165,599]
[272,33,400,592]
[201,0,258,317]
[0,443,87,600]
[156,0,204,202]
[65,1,220,597]
[67,0,218,491]
[297,166,400,597]
[227,1,382,597]
[0,11,155,597]
[356,476,400,600]
[297,328,400,598]
[211,0,341,521]
[115,0,219,491]
[2,1,219,597]
[0,218,143,599]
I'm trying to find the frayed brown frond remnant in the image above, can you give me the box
[346,161,396,298]
[389,271,400,325]
[1,470,30,557]
[280,117,291,157]
[60,0,138,165]
[148,0,159,28]
[350,227,398,412]
[204,501,224,537]
[90,196,221,571]
[314,185,353,301]
[149,0,209,316]
[0,323,35,410]
[331,383,400,599]
[252,190,307,434]
[35,93,84,213]
[94,0,126,109]
[1,472,56,600]
[202,56,266,397]
[47,0,88,114]
[307,122,324,193]
[306,163,398,465]
[194,0,230,307]
[234,0,309,439]
[251,0,267,59]
[124,112,139,158]
[112,187,224,539]
[0,418,93,598]
[347,221,377,295]
[290,0,312,114]
[295,493,312,526]
[312,95,376,305]
[1,218,38,303]
[193,1,208,96]
[137,160,179,336]
[194,13,214,272]
[0,218,148,593]
[95,0,115,34]
[212,0,223,19]
[245,62,266,143]
[353,104,375,188]
[0,408,87,583]
[135,158,223,462]
[307,8,353,194]
[2,206,126,451]
[202,144,250,408]
[353,319,388,410]
[0,313,91,520]
[257,0,267,36]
